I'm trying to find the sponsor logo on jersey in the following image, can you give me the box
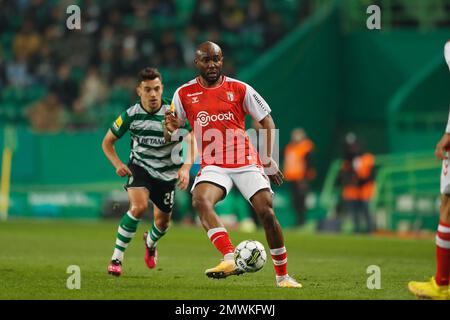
[113,115,123,130]
[196,111,235,127]
[138,136,166,146]
[187,92,203,97]
[252,93,268,113]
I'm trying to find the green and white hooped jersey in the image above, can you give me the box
[110,98,191,183]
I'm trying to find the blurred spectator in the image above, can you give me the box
[181,25,199,67]
[67,98,98,131]
[52,64,79,110]
[6,52,34,88]
[283,128,316,226]
[61,32,94,68]
[222,58,237,77]
[336,133,376,234]
[243,0,268,36]
[203,27,230,57]
[26,92,67,133]
[0,0,310,130]
[13,21,42,61]
[220,0,245,32]
[115,32,141,78]
[104,8,123,29]
[159,30,184,69]
[83,0,102,35]
[43,25,64,64]
[265,12,286,49]
[0,47,6,90]
[192,0,220,30]
[80,66,108,109]
[32,45,57,86]
[97,25,117,83]
[148,0,176,16]
[129,0,152,32]
[298,0,315,24]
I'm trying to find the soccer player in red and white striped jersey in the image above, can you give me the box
[165,41,300,288]
[408,41,450,299]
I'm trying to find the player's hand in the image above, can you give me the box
[115,163,132,177]
[164,110,183,133]
[435,133,450,160]
[263,158,284,186]
[177,165,190,190]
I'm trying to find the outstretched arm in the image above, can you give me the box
[102,129,132,177]
[259,114,284,186]
[177,132,198,190]
[436,133,450,160]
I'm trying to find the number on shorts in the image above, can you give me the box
[163,191,174,206]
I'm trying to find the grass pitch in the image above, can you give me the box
[0,219,435,300]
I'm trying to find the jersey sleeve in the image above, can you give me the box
[110,110,131,138]
[243,84,271,122]
[445,41,450,71]
[171,88,187,122]
[446,108,450,134]
[444,42,450,133]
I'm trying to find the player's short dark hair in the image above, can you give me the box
[137,67,162,83]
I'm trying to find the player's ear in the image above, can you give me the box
[136,85,141,97]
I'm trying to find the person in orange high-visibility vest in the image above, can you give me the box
[283,128,316,226]
[337,133,375,233]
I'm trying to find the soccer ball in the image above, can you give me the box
[234,240,267,273]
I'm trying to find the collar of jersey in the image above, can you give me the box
[138,101,162,115]
[196,75,226,90]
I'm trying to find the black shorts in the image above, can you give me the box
[124,163,176,214]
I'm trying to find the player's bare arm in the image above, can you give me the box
[259,114,284,186]
[436,134,450,160]
[177,132,198,190]
[102,129,132,177]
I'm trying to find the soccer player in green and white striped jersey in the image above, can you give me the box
[102,67,194,276]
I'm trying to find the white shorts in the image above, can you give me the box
[191,165,273,202]
[441,158,450,194]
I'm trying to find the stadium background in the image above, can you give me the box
[1,0,450,233]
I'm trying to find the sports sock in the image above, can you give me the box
[435,220,450,286]
[207,227,235,260]
[111,211,140,261]
[146,221,167,249]
[270,246,288,277]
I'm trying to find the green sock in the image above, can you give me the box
[111,211,140,261]
[146,222,167,249]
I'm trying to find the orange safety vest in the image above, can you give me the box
[283,139,315,181]
[342,153,375,201]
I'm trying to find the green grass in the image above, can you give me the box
[0,219,436,300]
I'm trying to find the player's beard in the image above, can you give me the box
[201,69,221,85]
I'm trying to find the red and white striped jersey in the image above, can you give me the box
[171,76,271,168]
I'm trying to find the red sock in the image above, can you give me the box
[270,246,288,277]
[207,227,234,256]
[435,220,450,286]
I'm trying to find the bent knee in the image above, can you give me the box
[256,206,277,225]
[192,195,215,212]
[129,203,148,216]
